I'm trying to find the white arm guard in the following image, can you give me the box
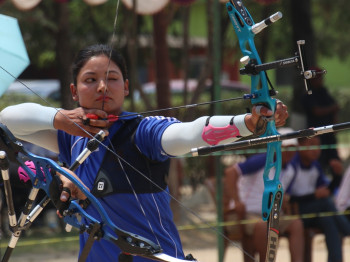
[0,103,59,153]
[161,114,252,156]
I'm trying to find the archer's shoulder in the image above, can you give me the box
[143,116,180,123]
[137,116,181,134]
[135,116,181,137]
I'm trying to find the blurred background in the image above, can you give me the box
[1,0,350,261]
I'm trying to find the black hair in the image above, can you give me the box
[71,44,128,85]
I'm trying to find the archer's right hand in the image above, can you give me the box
[54,107,110,137]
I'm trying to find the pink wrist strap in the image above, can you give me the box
[202,117,241,145]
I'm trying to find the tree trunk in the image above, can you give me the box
[183,0,214,121]
[125,1,153,111]
[152,9,171,116]
[181,5,191,107]
[55,2,74,109]
[290,0,315,114]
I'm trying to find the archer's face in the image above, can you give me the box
[299,137,321,163]
[70,55,129,115]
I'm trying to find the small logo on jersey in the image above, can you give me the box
[97,181,105,191]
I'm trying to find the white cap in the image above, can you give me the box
[278,127,298,147]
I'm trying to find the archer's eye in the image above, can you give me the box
[107,73,120,82]
[108,77,118,82]
[85,78,96,83]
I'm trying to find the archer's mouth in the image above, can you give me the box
[96,96,111,102]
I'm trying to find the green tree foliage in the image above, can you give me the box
[313,0,350,59]
[1,1,123,70]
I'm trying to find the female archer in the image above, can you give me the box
[0,44,288,261]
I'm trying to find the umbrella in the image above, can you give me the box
[0,14,30,97]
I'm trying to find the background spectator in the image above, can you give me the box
[335,164,350,222]
[288,136,350,262]
[224,127,304,262]
[302,67,343,190]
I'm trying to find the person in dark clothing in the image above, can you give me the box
[302,67,343,190]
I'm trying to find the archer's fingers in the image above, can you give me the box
[253,105,273,117]
[60,182,88,201]
[58,168,89,200]
[71,187,88,200]
[55,108,109,137]
[275,101,288,127]
[60,187,71,202]
[83,118,110,128]
[78,124,109,138]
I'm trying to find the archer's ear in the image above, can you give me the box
[70,83,79,101]
[124,79,129,97]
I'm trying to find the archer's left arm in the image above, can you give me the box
[161,102,288,156]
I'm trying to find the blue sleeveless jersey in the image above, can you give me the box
[57,112,184,262]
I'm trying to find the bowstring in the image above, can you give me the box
[103,0,166,250]
[102,0,120,112]
[107,139,162,248]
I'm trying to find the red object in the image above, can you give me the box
[86,113,119,122]
[107,115,119,122]
[86,113,99,120]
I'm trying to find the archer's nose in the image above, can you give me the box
[97,79,107,92]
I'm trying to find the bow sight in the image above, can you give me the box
[239,40,326,95]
